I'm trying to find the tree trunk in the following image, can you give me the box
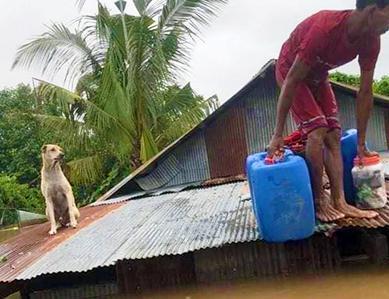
[130,138,142,169]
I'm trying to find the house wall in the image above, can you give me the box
[194,236,339,284]
[133,65,389,191]
[336,91,388,151]
[116,254,196,294]
[28,283,118,299]
[24,236,339,298]
[21,267,117,299]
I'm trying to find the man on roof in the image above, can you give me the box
[268,0,389,222]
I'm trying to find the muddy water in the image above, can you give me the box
[0,227,19,243]
[111,265,389,299]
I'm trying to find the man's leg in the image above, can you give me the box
[324,129,378,218]
[275,72,346,222]
[305,128,345,222]
[315,80,378,219]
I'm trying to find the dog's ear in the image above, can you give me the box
[41,145,47,153]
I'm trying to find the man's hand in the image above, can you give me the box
[357,144,378,160]
[267,134,284,157]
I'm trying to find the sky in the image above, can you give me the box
[0,0,388,102]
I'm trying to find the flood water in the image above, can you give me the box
[0,226,19,242]
[111,265,389,299]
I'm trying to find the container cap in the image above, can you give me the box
[264,149,286,165]
[354,155,381,166]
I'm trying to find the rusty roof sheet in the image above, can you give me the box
[0,203,124,283]
[336,203,389,229]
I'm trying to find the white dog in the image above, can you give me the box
[40,144,80,235]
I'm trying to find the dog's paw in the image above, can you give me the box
[48,229,57,235]
[70,221,78,229]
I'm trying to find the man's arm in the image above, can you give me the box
[268,57,310,154]
[356,68,376,157]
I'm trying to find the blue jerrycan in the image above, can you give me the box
[246,153,263,215]
[341,129,358,203]
[247,150,315,243]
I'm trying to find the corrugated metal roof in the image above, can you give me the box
[337,203,389,228]
[15,182,258,280]
[244,77,279,155]
[167,132,211,187]
[90,192,147,206]
[133,132,211,191]
[2,180,389,284]
[134,154,181,191]
[91,182,202,207]
[0,204,124,283]
[337,91,388,151]
[205,103,248,178]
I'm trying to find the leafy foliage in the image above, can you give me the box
[0,175,44,214]
[330,72,389,97]
[0,85,47,213]
[0,85,43,184]
[330,72,361,87]
[374,76,389,97]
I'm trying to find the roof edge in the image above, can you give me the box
[330,80,389,106]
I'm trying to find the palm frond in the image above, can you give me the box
[133,0,154,16]
[76,0,87,10]
[67,154,103,184]
[153,84,218,147]
[13,23,100,85]
[34,113,96,153]
[158,0,227,36]
[140,127,159,162]
[36,79,133,155]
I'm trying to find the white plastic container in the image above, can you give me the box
[352,155,387,209]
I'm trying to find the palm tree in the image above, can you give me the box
[13,0,224,184]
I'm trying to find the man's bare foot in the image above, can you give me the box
[316,199,345,222]
[335,202,378,219]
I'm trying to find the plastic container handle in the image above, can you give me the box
[265,149,290,165]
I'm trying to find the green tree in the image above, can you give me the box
[0,85,45,213]
[13,0,224,186]
[374,76,389,97]
[329,72,361,87]
[0,85,42,184]
[330,71,389,97]
[0,175,44,214]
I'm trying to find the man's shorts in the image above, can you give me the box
[275,62,341,137]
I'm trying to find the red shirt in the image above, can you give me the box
[277,10,381,83]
